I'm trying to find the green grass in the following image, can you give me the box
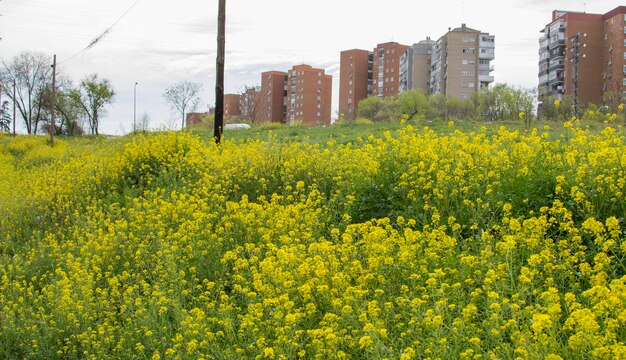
[189,118,625,145]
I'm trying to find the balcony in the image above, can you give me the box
[479,49,495,60]
[479,75,494,83]
[548,39,565,50]
[548,62,564,72]
[547,75,564,86]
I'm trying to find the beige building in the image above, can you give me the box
[430,24,495,99]
[399,38,435,93]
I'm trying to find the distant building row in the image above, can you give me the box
[538,6,626,109]
[221,64,333,126]
[339,24,496,119]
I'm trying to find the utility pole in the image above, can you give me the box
[214,0,225,144]
[50,54,57,146]
[570,33,586,118]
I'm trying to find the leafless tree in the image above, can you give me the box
[163,81,202,129]
[0,51,52,134]
[240,85,261,124]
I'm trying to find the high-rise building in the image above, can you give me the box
[339,49,373,120]
[259,71,287,123]
[239,86,261,123]
[603,7,626,105]
[224,94,241,118]
[286,64,332,126]
[399,38,435,93]
[539,6,626,108]
[430,24,495,99]
[372,42,409,98]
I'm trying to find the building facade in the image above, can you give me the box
[286,64,332,126]
[603,7,626,105]
[399,38,435,93]
[372,42,409,98]
[538,6,626,108]
[430,24,495,99]
[239,86,261,123]
[339,49,373,120]
[259,71,287,123]
[223,94,241,118]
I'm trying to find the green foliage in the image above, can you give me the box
[357,85,536,124]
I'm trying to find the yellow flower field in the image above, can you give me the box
[1,122,626,359]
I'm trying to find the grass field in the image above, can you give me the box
[1,119,626,359]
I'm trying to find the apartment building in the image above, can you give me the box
[223,94,241,118]
[339,49,373,120]
[372,42,409,98]
[259,71,287,123]
[239,86,260,122]
[399,38,435,93]
[604,7,626,105]
[538,6,626,107]
[430,24,495,99]
[256,65,332,125]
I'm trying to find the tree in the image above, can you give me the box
[54,88,85,135]
[70,74,115,135]
[239,85,261,124]
[163,81,202,129]
[138,112,150,131]
[0,101,10,132]
[0,51,52,134]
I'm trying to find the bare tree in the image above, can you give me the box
[0,51,52,134]
[138,112,150,131]
[70,74,115,135]
[163,81,202,129]
[0,101,10,132]
[240,85,261,124]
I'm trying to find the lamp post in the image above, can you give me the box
[133,82,138,132]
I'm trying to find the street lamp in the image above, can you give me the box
[133,82,138,132]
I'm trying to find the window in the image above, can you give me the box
[623,78,626,86]
[462,82,468,88]
[462,71,468,76]
[469,82,475,88]
[461,93,468,99]
[623,65,626,74]
[462,59,469,65]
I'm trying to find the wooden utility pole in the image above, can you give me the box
[214,0,225,144]
[50,54,57,146]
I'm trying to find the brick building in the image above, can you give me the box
[286,64,332,126]
[256,65,332,125]
[538,6,626,108]
[372,42,409,98]
[259,71,287,123]
[223,94,241,118]
[339,49,373,120]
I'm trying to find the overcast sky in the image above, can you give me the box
[0,0,618,134]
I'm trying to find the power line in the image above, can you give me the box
[60,0,141,65]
